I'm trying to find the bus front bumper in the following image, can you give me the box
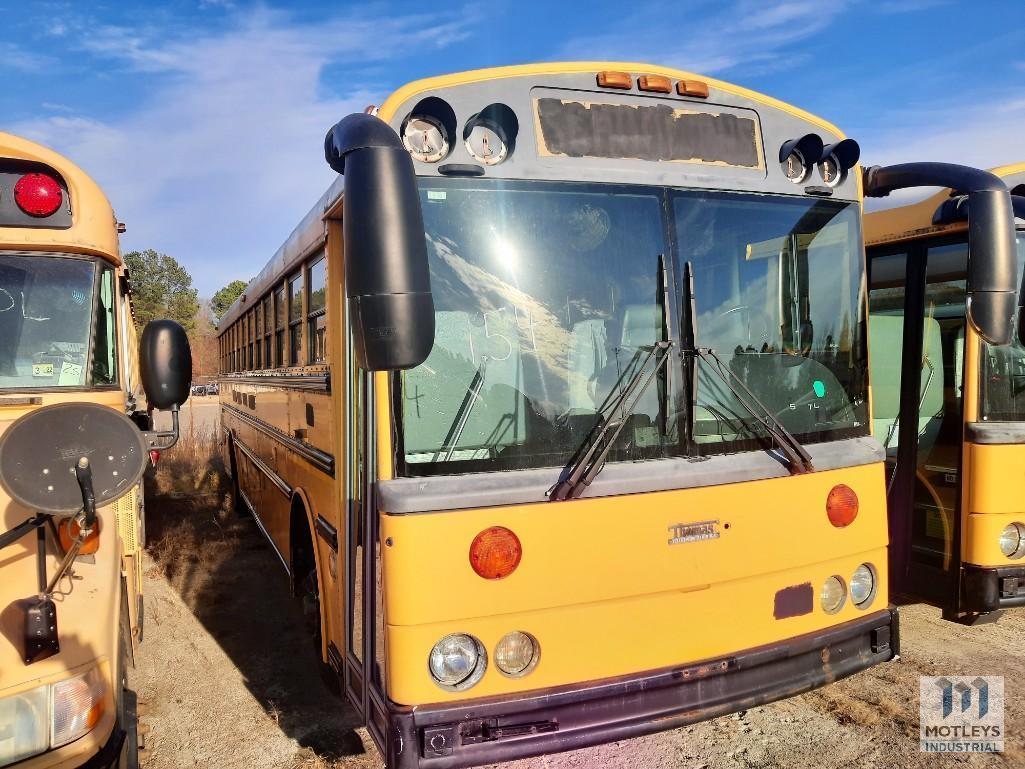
[963,564,1025,612]
[384,608,898,769]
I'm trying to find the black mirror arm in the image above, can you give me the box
[864,162,1018,346]
[141,404,181,451]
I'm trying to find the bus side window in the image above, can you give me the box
[92,266,118,385]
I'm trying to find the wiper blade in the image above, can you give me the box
[549,340,673,501]
[695,347,814,474]
[682,261,813,475]
[436,357,487,462]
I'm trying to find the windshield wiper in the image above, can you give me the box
[682,261,814,475]
[549,339,673,501]
[435,357,488,462]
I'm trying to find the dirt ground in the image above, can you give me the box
[132,412,1025,769]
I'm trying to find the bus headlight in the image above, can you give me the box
[51,667,105,748]
[428,634,486,690]
[999,522,1025,559]
[820,576,846,614]
[0,667,104,767]
[850,563,877,608]
[494,631,540,677]
[0,685,48,767]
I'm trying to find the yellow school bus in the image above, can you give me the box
[214,63,1024,767]
[0,133,190,768]
[865,163,1025,622]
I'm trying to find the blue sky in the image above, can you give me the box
[3,0,1024,296]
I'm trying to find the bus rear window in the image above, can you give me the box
[0,254,118,390]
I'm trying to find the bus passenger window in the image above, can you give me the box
[308,256,327,363]
[289,272,303,366]
[275,286,285,367]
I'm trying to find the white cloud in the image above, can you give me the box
[12,7,472,295]
[860,96,1025,210]
[557,0,849,76]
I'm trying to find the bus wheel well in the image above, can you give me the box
[289,495,315,599]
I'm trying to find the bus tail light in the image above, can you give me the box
[826,484,858,527]
[469,526,521,579]
[58,517,101,556]
[596,71,632,89]
[14,173,63,217]
[149,449,161,467]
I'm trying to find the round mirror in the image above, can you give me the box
[0,403,147,515]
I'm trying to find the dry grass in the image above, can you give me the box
[150,424,225,497]
[144,426,238,601]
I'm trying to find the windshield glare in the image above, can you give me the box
[982,233,1025,420]
[676,192,867,445]
[0,255,117,390]
[396,179,868,477]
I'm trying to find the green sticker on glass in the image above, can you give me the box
[813,380,826,398]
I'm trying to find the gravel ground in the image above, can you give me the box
[132,427,1024,769]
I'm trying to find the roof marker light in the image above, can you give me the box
[596,71,632,89]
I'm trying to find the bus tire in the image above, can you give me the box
[291,500,340,695]
[227,437,246,516]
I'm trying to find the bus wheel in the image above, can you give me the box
[227,439,246,516]
[300,566,341,694]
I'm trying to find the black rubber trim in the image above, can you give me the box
[964,421,1025,445]
[219,373,330,392]
[222,403,334,476]
[383,608,898,768]
[962,564,1025,611]
[315,514,338,551]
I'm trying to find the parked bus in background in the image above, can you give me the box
[0,133,190,768]
[216,63,1014,768]
[865,163,1025,623]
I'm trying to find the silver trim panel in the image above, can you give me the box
[966,421,1025,445]
[377,437,884,514]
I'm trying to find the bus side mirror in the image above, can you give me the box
[140,319,193,410]
[864,163,1017,346]
[324,113,435,371]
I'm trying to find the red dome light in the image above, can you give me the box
[14,173,63,217]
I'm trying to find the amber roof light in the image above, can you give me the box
[677,80,710,98]
[638,74,672,93]
[596,71,632,89]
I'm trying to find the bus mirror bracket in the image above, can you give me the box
[324,113,435,371]
[864,163,1019,346]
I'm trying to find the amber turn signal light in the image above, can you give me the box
[677,80,709,98]
[59,516,101,555]
[596,71,632,89]
[637,74,672,93]
[469,526,522,579]
[826,484,859,528]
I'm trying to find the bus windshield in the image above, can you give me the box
[676,192,867,449]
[395,179,868,477]
[981,231,1025,420]
[0,254,118,390]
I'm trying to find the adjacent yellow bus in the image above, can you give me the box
[215,63,1021,767]
[0,133,190,768]
[865,163,1025,622]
